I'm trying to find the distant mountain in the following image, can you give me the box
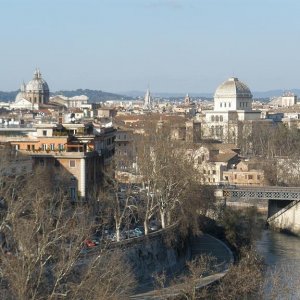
[0,89,131,103]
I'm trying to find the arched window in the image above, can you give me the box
[211,115,215,122]
[216,116,219,122]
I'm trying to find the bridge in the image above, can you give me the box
[222,186,300,201]
[219,186,300,235]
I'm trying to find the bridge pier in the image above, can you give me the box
[268,200,292,219]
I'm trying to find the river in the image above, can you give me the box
[256,230,300,299]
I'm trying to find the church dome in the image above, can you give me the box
[214,77,252,99]
[15,92,24,102]
[26,69,49,92]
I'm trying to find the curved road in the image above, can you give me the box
[131,234,233,299]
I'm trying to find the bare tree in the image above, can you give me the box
[99,176,138,242]
[0,156,136,299]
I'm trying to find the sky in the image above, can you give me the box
[1,0,300,94]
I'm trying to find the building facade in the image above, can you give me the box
[8,123,116,201]
[203,77,261,143]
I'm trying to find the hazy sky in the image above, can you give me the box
[1,0,300,93]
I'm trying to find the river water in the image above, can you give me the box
[256,230,300,299]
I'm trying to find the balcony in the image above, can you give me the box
[20,150,98,158]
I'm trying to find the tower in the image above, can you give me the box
[143,88,152,110]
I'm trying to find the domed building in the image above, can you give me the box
[204,77,261,143]
[11,69,50,110]
[25,69,49,105]
[214,77,253,112]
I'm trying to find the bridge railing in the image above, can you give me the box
[222,186,300,201]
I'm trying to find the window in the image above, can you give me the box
[211,115,215,122]
[50,144,55,151]
[70,187,76,201]
[54,160,60,167]
[31,145,35,151]
[58,144,64,151]
[216,116,219,122]
[39,159,44,166]
[224,103,227,107]
[248,175,253,180]
[220,103,222,108]
[42,144,47,151]
[257,175,261,180]
[212,170,216,175]
[220,116,223,122]
[234,174,237,179]
[69,160,76,168]
[229,103,231,107]
[27,145,30,151]
[43,130,47,136]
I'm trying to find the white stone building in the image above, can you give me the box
[203,77,261,143]
[49,95,89,108]
[11,69,49,110]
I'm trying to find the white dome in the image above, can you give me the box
[26,69,49,92]
[15,92,24,102]
[214,77,252,99]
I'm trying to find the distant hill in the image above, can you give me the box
[0,91,18,102]
[122,90,300,99]
[52,89,131,103]
[121,90,214,98]
[0,89,131,103]
[252,89,300,98]
[2,88,300,103]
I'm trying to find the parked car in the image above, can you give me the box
[134,227,143,237]
[107,232,125,242]
[84,238,99,248]
[149,220,161,232]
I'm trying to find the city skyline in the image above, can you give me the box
[1,0,300,93]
